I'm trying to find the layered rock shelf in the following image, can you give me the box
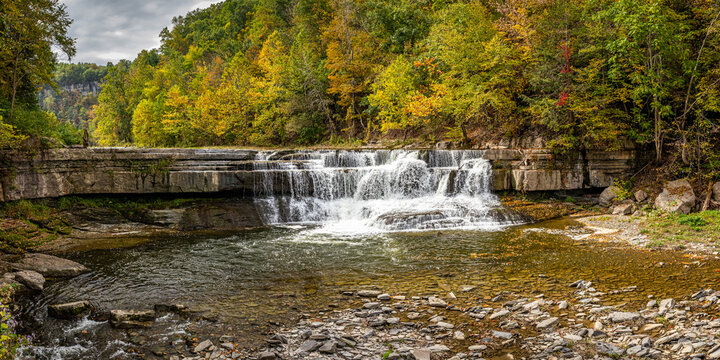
[0,145,639,201]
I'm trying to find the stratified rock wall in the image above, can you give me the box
[0,144,638,201]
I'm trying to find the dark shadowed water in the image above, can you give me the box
[16,219,720,359]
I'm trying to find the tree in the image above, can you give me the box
[0,0,75,120]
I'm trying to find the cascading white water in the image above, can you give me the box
[253,150,524,234]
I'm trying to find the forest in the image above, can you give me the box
[2,0,720,178]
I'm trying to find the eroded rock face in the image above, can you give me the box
[12,253,89,278]
[0,145,638,200]
[655,179,696,214]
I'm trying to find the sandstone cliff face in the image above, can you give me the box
[0,145,638,201]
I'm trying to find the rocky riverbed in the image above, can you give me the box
[165,282,720,360]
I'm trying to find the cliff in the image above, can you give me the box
[0,144,639,201]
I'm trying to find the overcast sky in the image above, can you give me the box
[61,0,223,65]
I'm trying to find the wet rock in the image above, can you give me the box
[489,309,509,320]
[13,270,44,291]
[635,189,648,202]
[357,290,382,297]
[12,253,89,278]
[492,330,513,339]
[655,179,696,214]
[194,339,213,353]
[607,311,640,323]
[599,186,620,205]
[109,309,155,328]
[153,303,188,316]
[48,301,93,319]
[428,296,447,307]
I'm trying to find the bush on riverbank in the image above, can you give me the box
[0,284,26,360]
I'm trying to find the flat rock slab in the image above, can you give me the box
[110,309,155,329]
[12,253,88,277]
[48,301,93,319]
[13,270,45,291]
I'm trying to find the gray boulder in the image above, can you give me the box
[635,189,648,202]
[599,186,620,205]
[655,179,696,214]
[12,253,89,278]
[48,301,93,319]
[612,203,634,215]
[13,270,45,291]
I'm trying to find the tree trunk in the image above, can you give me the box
[702,180,713,212]
[654,97,662,162]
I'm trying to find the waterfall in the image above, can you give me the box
[253,150,523,234]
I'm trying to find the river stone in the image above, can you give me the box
[607,311,640,323]
[640,323,663,332]
[411,349,431,360]
[110,309,155,328]
[13,270,44,291]
[714,182,720,202]
[599,186,620,205]
[257,351,277,360]
[357,290,382,297]
[318,340,337,353]
[492,330,513,339]
[427,296,447,307]
[597,342,625,356]
[297,340,321,353]
[12,253,88,278]
[536,317,558,330]
[655,179,696,214]
[659,298,676,314]
[48,301,93,319]
[194,339,213,353]
[489,309,509,320]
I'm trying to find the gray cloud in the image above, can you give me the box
[61,0,222,64]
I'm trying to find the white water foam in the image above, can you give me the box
[253,150,524,236]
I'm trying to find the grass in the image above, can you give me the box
[643,210,720,248]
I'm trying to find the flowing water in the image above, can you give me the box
[14,150,720,359]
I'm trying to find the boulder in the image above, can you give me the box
[655,179,696,214]
[12,253,89,278]
[634,190,648,202]
[48,301,93,319]
[599,186,620,205]
[714,182,720,202]
[13,270,45,291]
[109,309,155,329]
[612,203,634,215]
